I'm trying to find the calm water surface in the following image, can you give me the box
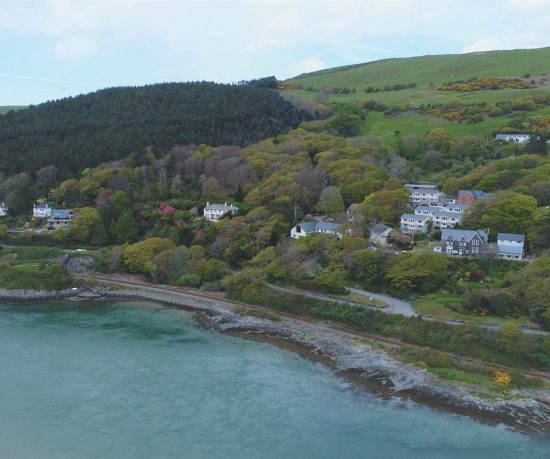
[0,301,547,459]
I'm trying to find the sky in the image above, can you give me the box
[1,0,550,105]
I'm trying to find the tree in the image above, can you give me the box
[316,186,344,216]
[69,207,100,242]
[123,237,175,272]
[527,206,550,252]
[0,224,6,240]
[480,193,538,235]
[362,189,410,226]
[386,251,449,293]
[113,209,138,243]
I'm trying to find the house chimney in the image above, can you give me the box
[207,202,209,206]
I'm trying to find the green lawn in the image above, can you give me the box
[413,292,538,328]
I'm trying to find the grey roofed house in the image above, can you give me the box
[441,228,488,257]
[290,220,343,239]
[497,233,525,260]
[370,223,392,246]
[497,233,525,243]
[371,223,392,235]
[441,228,488,241]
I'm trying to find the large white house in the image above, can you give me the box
[0,202,7,217]
[404,184,442,206]
[413,205,467,230]
[203,202,238,222]
[33,203,53,218]
[497,233,525,261]
[400,213,429,233]
[494,134,531,144]
[291,221,343,239]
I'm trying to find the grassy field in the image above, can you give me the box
[413,292,538,328]
[288,47,550,93]
[284,47,550,141]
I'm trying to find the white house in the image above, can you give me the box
[203,202,238,222]
[369,223,392,246]
[291,221,343,239]
[400,213,429,233]
[404,184,442,206]
[497,233,525,261]
[33,203,53,218]
[0,202,7,217]
[494,134,531,144]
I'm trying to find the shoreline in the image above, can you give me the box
[2,285,549,435]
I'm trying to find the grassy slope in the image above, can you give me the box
[284,47,550,141]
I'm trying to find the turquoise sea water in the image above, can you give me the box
[0,301,547,459]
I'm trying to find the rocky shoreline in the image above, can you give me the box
[2,285,549,435]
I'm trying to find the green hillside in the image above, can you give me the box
[284,47,550,141]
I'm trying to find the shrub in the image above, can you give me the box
[177,274,202,288]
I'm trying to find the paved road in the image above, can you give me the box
[346,287,416,317]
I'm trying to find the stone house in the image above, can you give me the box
[47,209,74,228]
[440,229,488,257]
[369,223,392,246]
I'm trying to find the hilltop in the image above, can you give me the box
[283,47,550,140]
[0,79,307,176]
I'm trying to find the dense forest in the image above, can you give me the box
[0,78,309,176]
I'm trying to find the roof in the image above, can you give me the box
[404,184,439,191]
[447,203,469,211]
[497,233,525,243]
[205,203,238,211]
[441,228,488,242]
[294,221,342,234]
[495,134,530,139]
[52,209,73,218]
[401,213,429,222]
[457,189,492,200]
[371,223,392,235]
[315,221,341,232]
[34,203,50,208]
[296,221,318,233]
[498,245,523,255]
[431,209,460,219]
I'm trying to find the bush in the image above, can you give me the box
[176,274,202,288]
[200,281,223,292]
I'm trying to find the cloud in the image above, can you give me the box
[2,0,550,103]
